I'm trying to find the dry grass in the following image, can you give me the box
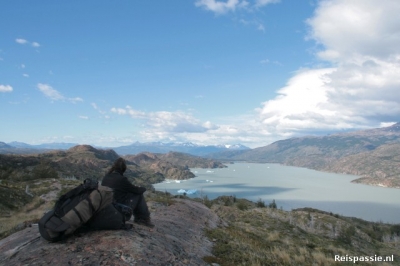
[205,199,400,266]
[0,196,54,239]
[145,190,178,207]
[0,178,81,239]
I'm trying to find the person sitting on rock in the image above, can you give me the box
[102,157,155,228]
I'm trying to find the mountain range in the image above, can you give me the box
[210,122,400,188]
[0,141,250,156]
[1,122,400,188]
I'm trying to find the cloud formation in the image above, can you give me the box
[195,0,279,14]
[15,38,41,47]
[0,85,13,92]
[15,38,28,44]
[75,0,400,148]
[255,0,280,8]
[257,0,400,136]
[111,106,218,139]
[37,83,83,103]
[195,0,242,14]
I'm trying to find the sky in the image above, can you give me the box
[1,0,399,148]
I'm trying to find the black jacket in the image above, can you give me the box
[101,171,146,203]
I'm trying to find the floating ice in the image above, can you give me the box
[177,189,197,195]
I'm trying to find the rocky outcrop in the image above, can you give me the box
[66,145,120,162]
[158,152,227,169]
[125,153,196,180]
[0,198,221,266]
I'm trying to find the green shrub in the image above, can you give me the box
[256,198,265,208]
[203,195,212,208]
[269,199,277,209]
[338,225,356,245]
[236,200,247,211]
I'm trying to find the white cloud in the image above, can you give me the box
[15,38,28,44]
[0,85,13,92]
[307,0,400,61]
[255,0,280,7]
[91,102,107,114]
[195,0,279,14]
[91,103,99,110]
[380,122,397,128]
[79,115,89,120]
[256,0,400,137]
[108,105,279,146]
[195,0,241,14]
[23,74,29,78]
[111,106,219,136]
[37,83,83,103]
[15,38,41,48]
[69,97,83,103]
[260,58,283,66]
[37,83,64,101]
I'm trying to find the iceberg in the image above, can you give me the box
[187,189,197,194]
[177,189,198,195]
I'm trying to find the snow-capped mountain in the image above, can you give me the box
[113,142,250,156]
[1,141,250,156]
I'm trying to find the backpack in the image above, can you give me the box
[38,178,114,242]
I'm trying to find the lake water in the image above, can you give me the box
[153,163,400,223]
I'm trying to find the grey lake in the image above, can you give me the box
[153,162,400,223]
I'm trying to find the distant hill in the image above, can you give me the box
[124,152,226,180]
[157,151,227,169]
[0,145,225,184]
[325,143,400,187]
[7,141,78,149]
[0,141,250,157]
[212,123,400,188]
[0,142,79,155]
[0,142,13,149]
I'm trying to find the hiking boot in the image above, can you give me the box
[134,217,155,228]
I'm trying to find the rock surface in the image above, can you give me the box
[0,199,220,266]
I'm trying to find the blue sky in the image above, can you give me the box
[1,0,399,148]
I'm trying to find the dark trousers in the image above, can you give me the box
[123,193,150,220]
